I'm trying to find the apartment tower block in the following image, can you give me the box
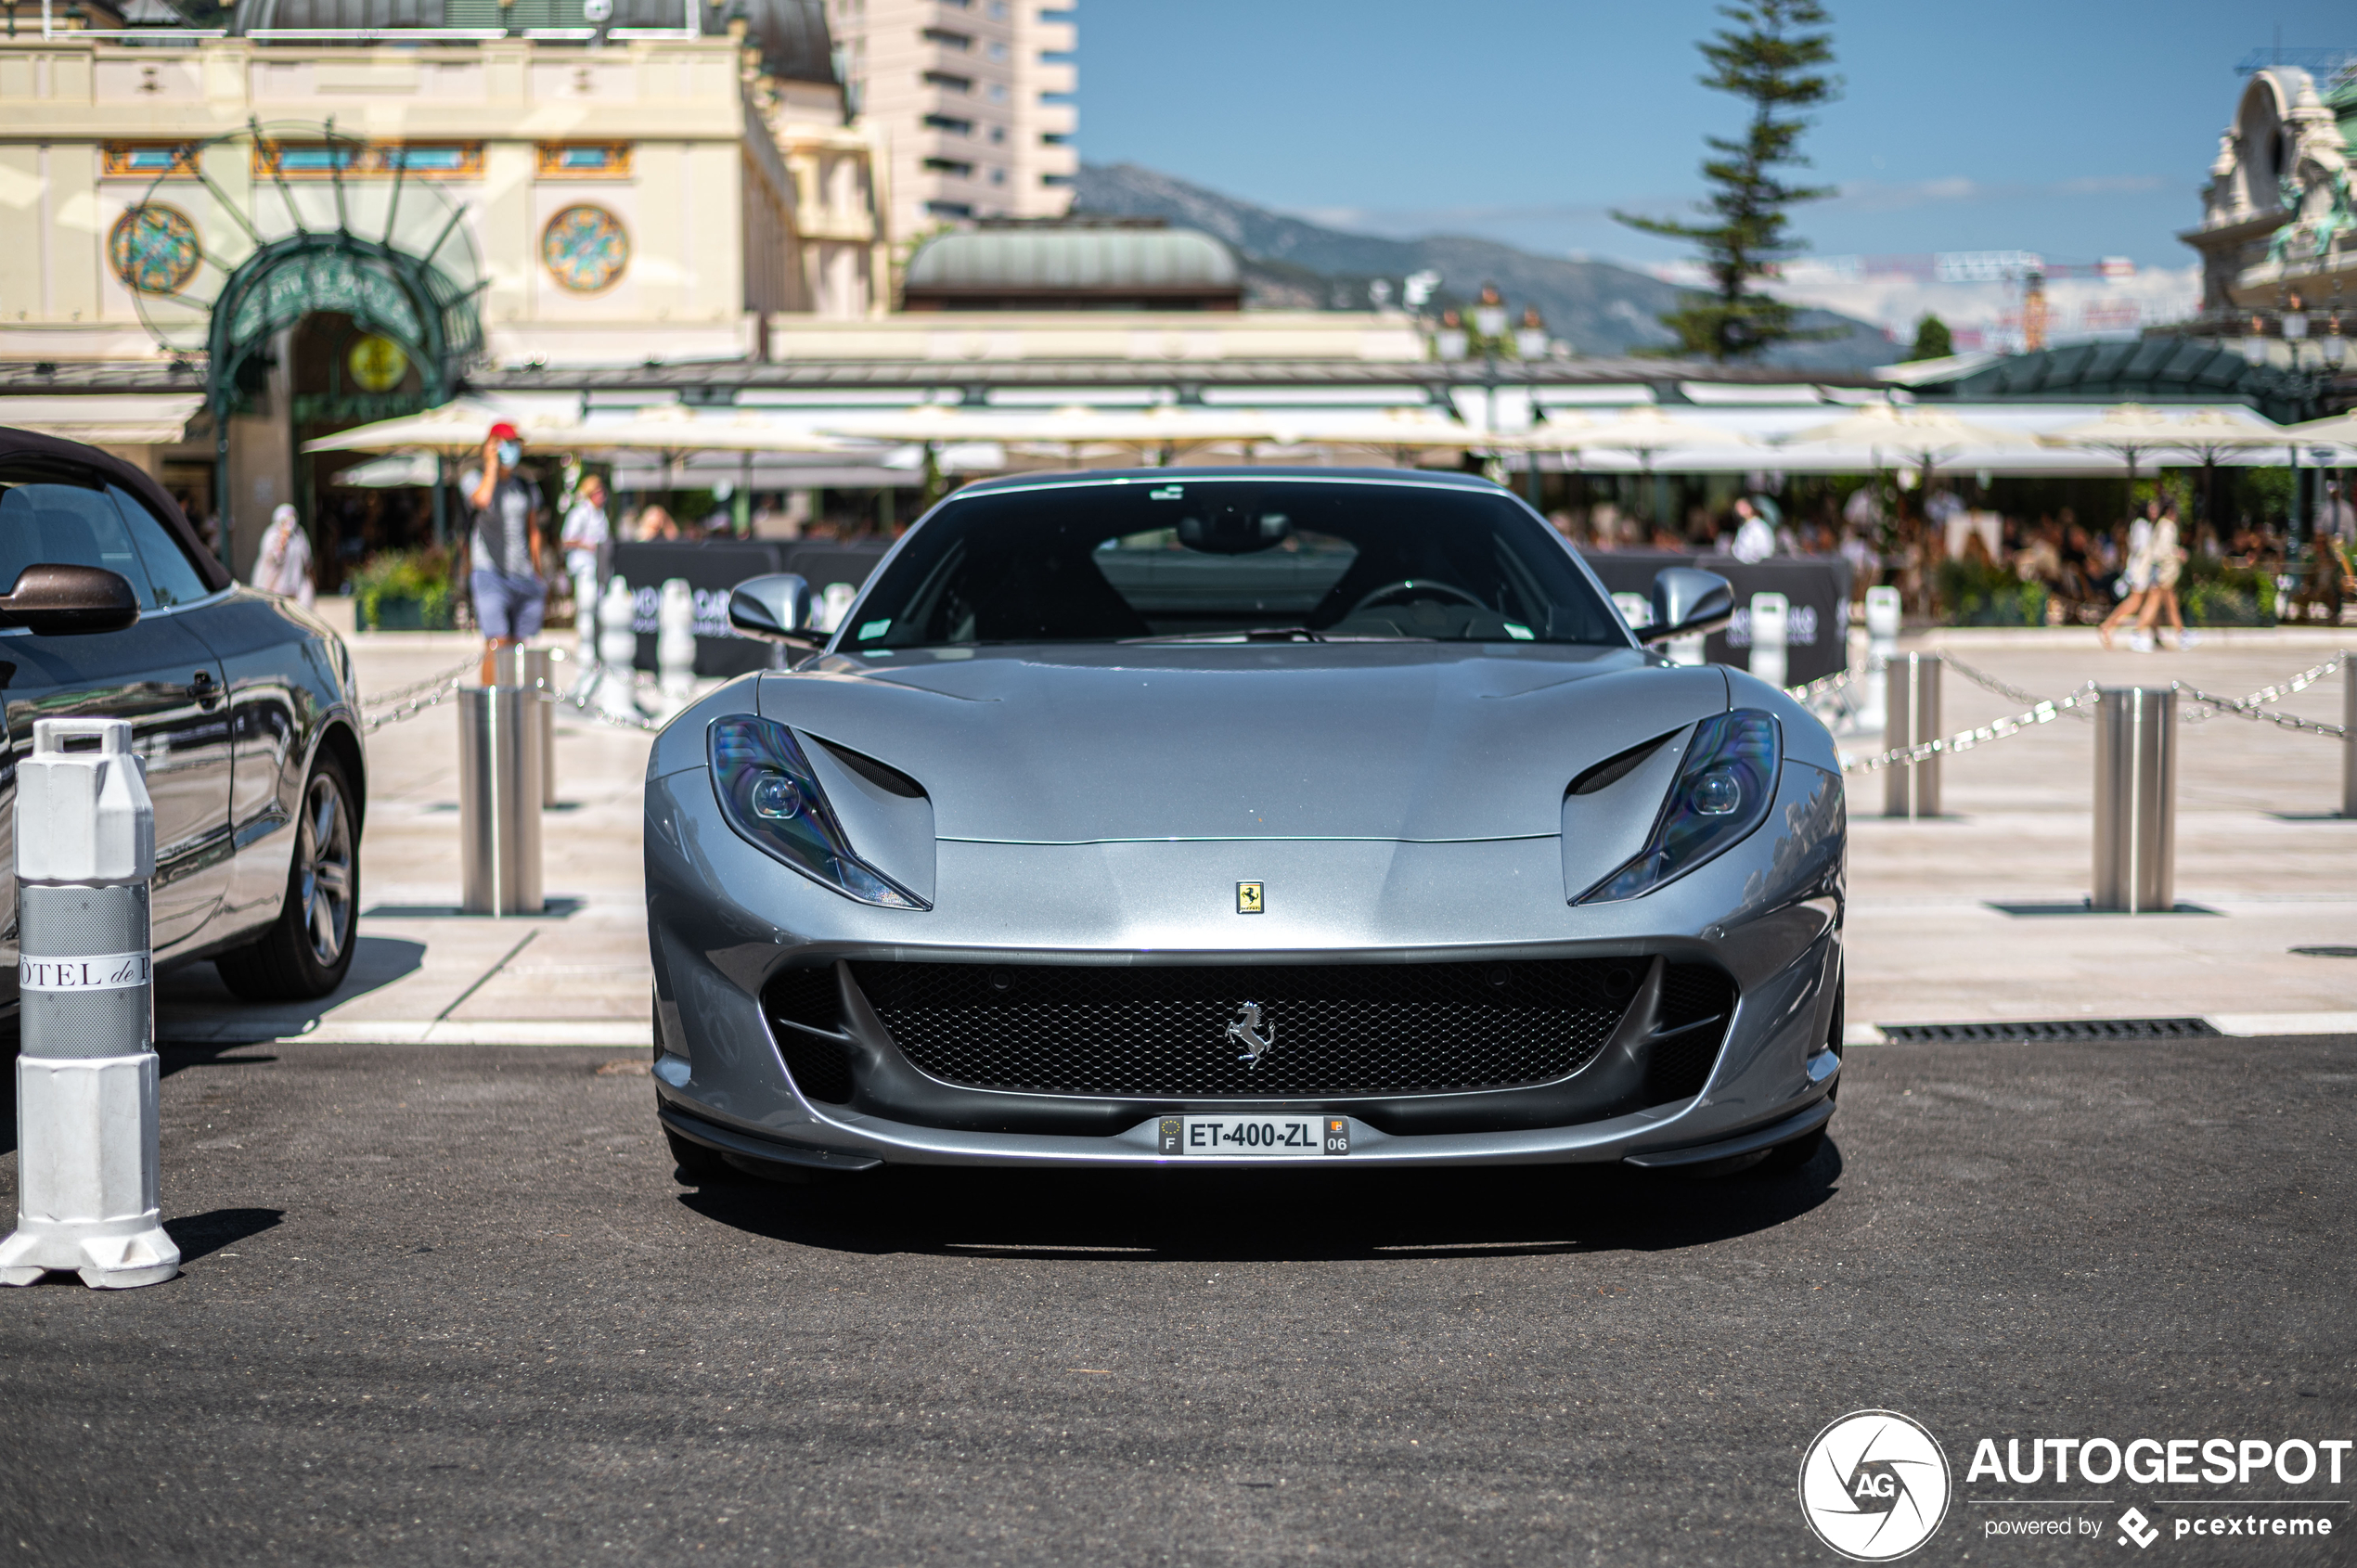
[831,0,1077,241]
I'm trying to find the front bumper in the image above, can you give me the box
[645,756,1846,1170]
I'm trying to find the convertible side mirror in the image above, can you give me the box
[727,572,823,649]
[1642,567,1733,644]
[0,564,141,636]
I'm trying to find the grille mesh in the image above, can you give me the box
[848,958,1660,1099]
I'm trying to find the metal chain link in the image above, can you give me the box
[1845,684,2102,773]
[359,656,481,711]
[2171,657,2346,739]
[360,678,466,733]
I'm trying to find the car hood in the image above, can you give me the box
[758,644,1729,843]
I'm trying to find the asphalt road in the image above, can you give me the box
[1,1034,2351,1566]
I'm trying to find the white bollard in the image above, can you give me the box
[657,577,697,711]
[0,719,175,1290]
[1610,592,1653,634]
[598,573,640,720]
[816,582,858,635]
[1861,585,1901,731]
[572,564,599,673]
[1747,591,1789,689]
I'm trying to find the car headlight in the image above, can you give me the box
[708,715,928,909]
[1576,710,1780,905]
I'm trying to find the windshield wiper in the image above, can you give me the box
[1120,626,1329,644]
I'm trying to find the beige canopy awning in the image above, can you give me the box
[0,393,204,446]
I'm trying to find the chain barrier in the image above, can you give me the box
[1843,683,2102,773]
[2171,655,2346,739]
[358,656,481,712]
[1795,649,2351,762]
[360,678,466,734]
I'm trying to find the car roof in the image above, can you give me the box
[944,466,1509,499]
[0,425,235,594]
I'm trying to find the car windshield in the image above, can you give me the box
[845,477,1629,649]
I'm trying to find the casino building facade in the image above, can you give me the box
[0,0,890,574]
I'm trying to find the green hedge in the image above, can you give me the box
[351,547,454,631]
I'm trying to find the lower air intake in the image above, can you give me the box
[847,958,1732,1101]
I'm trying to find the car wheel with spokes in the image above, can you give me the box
[215,750,361,1001]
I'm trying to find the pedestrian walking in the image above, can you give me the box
[250,503,315,610]
[2134,499,2190,650]
[459,421,547,688]
[2098,500,2158,651]
[1730,496,1776,563]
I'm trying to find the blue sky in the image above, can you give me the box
[1075,1,2351,272]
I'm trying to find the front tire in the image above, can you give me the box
[215,751,360,1002]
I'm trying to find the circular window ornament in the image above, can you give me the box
[346,333,411,392]
[542,205,629,293]
[109,204,201,295]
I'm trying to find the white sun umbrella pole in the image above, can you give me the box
[2157,409,2295,532]
[2036,404,2196,521]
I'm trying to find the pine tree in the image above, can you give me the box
[1904,314,1955,362]
[1614,1,1840,361]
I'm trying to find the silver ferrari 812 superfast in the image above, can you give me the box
[643,469,1845,1180]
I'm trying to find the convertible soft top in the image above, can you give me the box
[0,425,237,595]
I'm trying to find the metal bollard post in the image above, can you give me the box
[458,686,544,916]
[657,578,697,711]
[2092,686,2176,914]
[1747,591,1789,688]
[0,719,176,1290]
[495,645,559,808]
[597,574,639,721]
[1882,652,1943,818]
[1861,585,1900,730]
[2343,650,2355,819]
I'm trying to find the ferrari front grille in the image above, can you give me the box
[844,958,1732,1100]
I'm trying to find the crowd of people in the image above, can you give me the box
[1548,476,2349,637]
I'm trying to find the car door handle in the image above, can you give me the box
[188,671,223,707]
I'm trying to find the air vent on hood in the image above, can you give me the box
[1568,730,1679,796]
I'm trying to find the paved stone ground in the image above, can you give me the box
[1838,628,2355,1028]
[0,1033,2350,1566]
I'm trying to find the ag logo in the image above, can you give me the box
[1798,1409,1951,1561]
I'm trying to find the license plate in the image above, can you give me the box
[1157,1115,1349,1157]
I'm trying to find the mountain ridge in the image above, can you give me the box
[1072,162,1896,370]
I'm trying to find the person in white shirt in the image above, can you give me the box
[251,503,315,610]
[560,473,609,584]
[1730,497,1777,564]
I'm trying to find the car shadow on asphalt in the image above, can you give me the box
[676,1142,1844,1261]
[151,935,427,1045]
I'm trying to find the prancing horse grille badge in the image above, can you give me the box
[1236,880,1264,914]
[1228,1001,1276,1067]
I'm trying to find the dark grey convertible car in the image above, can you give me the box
[0,429,365,1004]
[646,469,1844,1177]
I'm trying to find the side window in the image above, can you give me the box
[0,476,157,605]
[107,486,212,609]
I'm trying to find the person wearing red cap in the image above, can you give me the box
[459,421,546,686]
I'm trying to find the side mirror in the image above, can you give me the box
[0,564,141,636]
[1642,567,1733,644]
[727,572,822,649]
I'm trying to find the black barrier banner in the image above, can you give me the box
[612,541,892,676]
[1575,550,1853,684]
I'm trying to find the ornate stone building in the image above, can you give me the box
[2182,63,2355,345]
